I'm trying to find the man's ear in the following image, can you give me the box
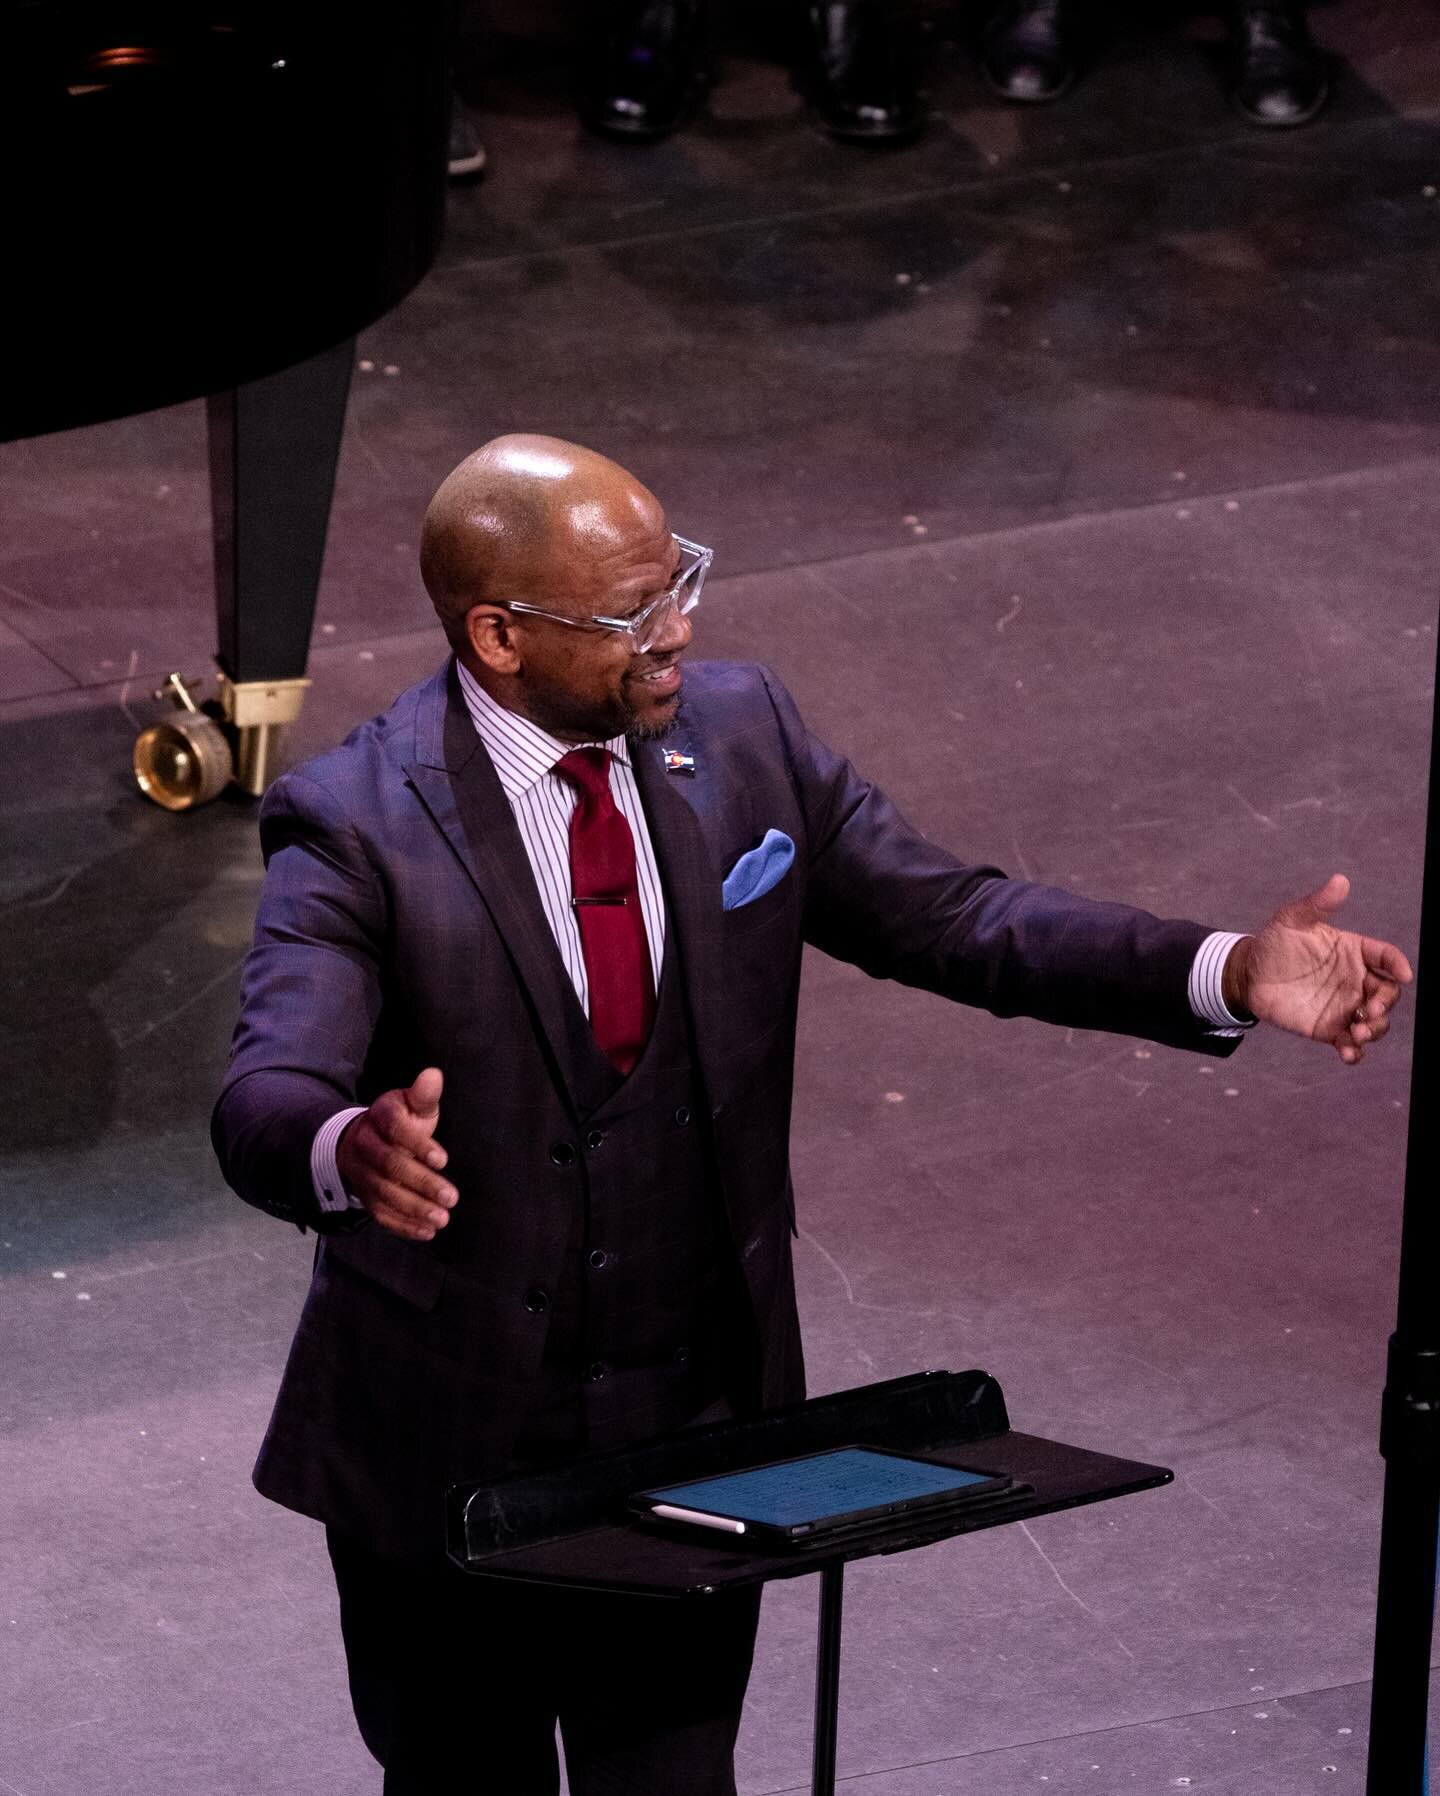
[465,605,521,675]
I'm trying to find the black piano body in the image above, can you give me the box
[2,3,449,801]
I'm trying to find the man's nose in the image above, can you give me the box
[650,601,693,654]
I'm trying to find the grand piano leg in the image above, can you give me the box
[207,337,355,795]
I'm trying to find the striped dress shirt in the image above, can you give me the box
[454,659,666,1002]
[312,662,669,1212]
[311,667,1251,1211]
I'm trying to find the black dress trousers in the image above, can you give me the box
[328,1529,761,1796]
[326,1392,761,1795]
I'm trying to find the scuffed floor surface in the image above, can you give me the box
[1,2,1437,1790]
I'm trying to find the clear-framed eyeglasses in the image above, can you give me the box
[497,535,712,655]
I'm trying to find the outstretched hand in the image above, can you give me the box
[1223,875,1413,1065]
[335,1067,458,1239]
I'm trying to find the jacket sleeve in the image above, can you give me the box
[211,770,389,1229]
[758,668,1239,1057]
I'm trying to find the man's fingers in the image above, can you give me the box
[1362,938,1414,986]
[338,1074,455,1228]
[369,1070,447,1165]
[367,1176,454,1239]
[372,1206,443,1242]
[374,1186,451,1232]
[373,1210,438,1242]
[405,1066,444,1118]
[1359,977,1402,1021]
[1276,872,1350,932]
[346,1120,456,1204]
[371,1087,444,1160]
[368,1138,457,1208]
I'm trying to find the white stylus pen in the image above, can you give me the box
[649,1503,747,1534]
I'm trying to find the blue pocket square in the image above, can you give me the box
[722,830,795,910]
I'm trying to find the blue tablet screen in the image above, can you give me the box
[647,1449,993,1528]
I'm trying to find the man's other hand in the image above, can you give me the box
[335,1068,458,1239]
[1223,875,1414,1065]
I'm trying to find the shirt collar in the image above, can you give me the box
[455,659,631,801]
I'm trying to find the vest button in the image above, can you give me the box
[585,1361,610,1383]
[587,1248,609,1270]
[549,1141,576,1167]
[585,1129,606,1150]
[522,1287,548,1314]
[674,1105,692,1126]
[673,1345,690,1367]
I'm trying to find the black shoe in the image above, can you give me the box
[1230,4,1330,126]
[447,107,487,180]
[980,0,1074,104]
[801,3,923,144]
[579,0,710,142]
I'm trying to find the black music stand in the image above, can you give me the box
[446,1370,1171,1795]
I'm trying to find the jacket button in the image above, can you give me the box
[674,1105,692,1126]
[587,1248,609,1270]
[522,1287,548,1314]
[585,1361,610,1383]
[586,1129,606,1150]
[549,1141,576,1167]
[673,1345,691,1367]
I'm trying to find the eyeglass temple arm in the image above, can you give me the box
[502,601,591,630]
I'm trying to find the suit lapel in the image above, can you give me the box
[404,664,602,1115]
[632,738,734,1111]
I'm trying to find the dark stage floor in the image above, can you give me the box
[2,4,1437,1791]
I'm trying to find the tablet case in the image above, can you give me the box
[631,1445,1024,1549]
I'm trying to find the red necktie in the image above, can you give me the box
[554,747,655,1074]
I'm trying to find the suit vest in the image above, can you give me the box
[523,932,757,1455]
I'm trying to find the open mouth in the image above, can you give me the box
[630,662,682,693]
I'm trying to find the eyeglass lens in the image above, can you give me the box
[635,591,682,653]
[634,554,705,652]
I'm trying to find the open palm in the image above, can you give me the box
[1235,875,1413,1065]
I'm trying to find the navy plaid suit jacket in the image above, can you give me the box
[213,658,1232,1553]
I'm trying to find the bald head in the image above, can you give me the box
[420,435,665,647]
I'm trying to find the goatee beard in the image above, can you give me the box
[628,697,683,742]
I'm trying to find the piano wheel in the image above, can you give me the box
[132,670,313,808]
[133,711,233,812]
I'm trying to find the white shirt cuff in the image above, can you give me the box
[1189,931,1255,1036]
[312,1107,368,1212]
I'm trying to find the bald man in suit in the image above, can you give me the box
[214,436,1407,1793]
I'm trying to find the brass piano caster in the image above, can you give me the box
[133,670,309,810]
[133,673,231,810]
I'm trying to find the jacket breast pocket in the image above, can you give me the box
[722,871,796,933]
